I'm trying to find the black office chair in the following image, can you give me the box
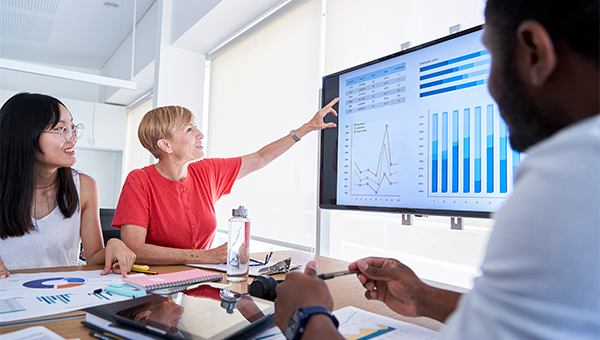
[100,208,120,245]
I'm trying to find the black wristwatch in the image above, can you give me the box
[285,306,339,340]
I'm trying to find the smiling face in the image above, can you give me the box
[165,121,205,163]
[35,104,78,169]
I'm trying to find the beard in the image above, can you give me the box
[494,54,569,152]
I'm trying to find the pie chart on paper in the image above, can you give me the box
[22,277,87,289]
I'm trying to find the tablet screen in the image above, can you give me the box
[112,285,275,340]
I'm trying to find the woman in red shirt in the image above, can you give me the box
[113,99,338,265]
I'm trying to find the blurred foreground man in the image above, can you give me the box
[274,0,600,339]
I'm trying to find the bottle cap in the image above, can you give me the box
[232,206,248,218]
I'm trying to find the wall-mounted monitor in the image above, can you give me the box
[319,25,522,219]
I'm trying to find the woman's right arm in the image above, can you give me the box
[0,255,9,279]
[120,224,227,265]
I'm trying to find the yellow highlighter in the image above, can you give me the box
[131,264,150,271]
[112,261,151,271]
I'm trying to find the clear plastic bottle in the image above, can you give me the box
[227,206,250,282]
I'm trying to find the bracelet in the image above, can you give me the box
[290,130,301,142]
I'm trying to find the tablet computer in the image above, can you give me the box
[111,285,275,340]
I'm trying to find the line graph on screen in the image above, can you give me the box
[351,124,401,195]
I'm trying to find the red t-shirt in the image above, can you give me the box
[112,157,241,250]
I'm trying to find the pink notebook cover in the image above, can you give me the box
[123,269,223,291]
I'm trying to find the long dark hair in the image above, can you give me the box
[0,93,79,239]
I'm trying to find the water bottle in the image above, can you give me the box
[227,206,250,282]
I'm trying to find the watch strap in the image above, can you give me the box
[287,306,339,340]
[290,129,301,142]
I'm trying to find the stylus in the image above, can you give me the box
[317,269,360,280]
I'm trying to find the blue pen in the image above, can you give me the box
[106,284,147,298]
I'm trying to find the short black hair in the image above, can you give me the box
[485,0,599,66]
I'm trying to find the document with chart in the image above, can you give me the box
[0,270,138,324]
[251,306,437,340]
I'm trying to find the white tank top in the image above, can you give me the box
[0,172,81,270]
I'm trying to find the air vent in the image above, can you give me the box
[0,10,53,42]
[1,0,59,15]
[0,0,58,42]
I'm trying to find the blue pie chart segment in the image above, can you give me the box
[23,277,87,289]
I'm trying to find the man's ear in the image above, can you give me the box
[516,20,557,86]
[157,139,172,154]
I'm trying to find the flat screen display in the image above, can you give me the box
[320,25,522,218]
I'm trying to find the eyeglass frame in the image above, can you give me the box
[250,251,273,267]
[42,123,85,143]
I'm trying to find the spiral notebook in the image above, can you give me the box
[123,269,223,291]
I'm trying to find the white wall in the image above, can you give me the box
[100,2,158,103]
[324,0,487,75]
[153,0,206,118]
[123,98,154,182]
[74,149,123,208]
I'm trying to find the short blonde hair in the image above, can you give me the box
[138,106,193,159]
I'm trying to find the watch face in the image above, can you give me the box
[285,309,303,340]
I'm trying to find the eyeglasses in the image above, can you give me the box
[250,252,273,266]
[43,123,85,143]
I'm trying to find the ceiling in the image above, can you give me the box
[0,0,155,70]
[0,0,292,106]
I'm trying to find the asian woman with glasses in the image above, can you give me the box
[0,93,136,278]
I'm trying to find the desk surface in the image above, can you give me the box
[0,250,460,338]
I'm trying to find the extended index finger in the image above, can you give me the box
[324,97,339,109]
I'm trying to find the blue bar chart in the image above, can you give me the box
[452,110,459,193]
[512,150,521,178]
[475,107,481,193]
[486,105,494,193]
[36,294,71,304]
[499,117,508,193]
[430,104,520,197]
[441,112,448,193]
[432,115,438,193]
[463,108,470,193]
[419,50,490,98]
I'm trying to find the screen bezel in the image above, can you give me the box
[319,24,494,219]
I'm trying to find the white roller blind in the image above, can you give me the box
[208,0,321,250]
